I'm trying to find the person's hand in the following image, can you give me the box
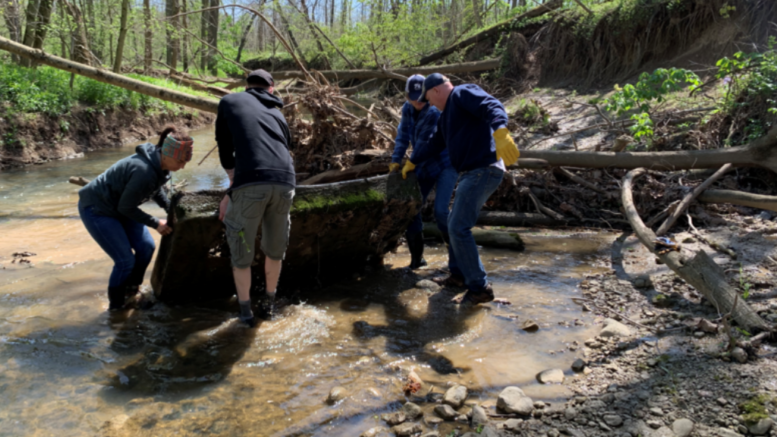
[156,219,173,236]
[493,127,520,167]
[219,195,230,221]
[401,161,416,180]
[388,163,401,173]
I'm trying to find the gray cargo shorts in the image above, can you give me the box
[224,183,294,269]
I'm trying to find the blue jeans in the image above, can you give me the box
[407,166,461,275]
[78,202,156,288]
[448,166,504,292]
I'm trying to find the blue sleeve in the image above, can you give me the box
[410,116,446,165]
[456,85,508,132]
[391,104,412,163]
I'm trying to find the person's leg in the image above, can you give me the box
[260,184,294,299]
[123,217,156,293]
[224,185,271,326]
[407,177,434,269]
[447,167,504,296]
[432,166,461,277]
[78,202,136,309]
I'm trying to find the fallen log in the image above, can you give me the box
[698,189,777,213]
[621,168,770,332]
[69,176,89,187]
[478,211,565,227]
[423,223,525,251]
[521,126,777,174]
[152,173,421,303]
[655,163,732,235]
[0,35,220,114]
[299,161,389,185]
[222,59,501,88]
[417,0,562,66]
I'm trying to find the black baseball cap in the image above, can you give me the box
[246,69,274,86]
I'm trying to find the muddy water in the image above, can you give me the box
[0,126,616,436]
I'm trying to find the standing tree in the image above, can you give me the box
[206,0,219,74]
[235,15,255,63]
[143,0,152,73]
[113,0,130,72]
[166,0,181,70]
[3,0,22,62]
[61,0,92,65]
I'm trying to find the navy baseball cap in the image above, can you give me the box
[405,75,425,101]
[246,69,274,86]
[420,73,447,102]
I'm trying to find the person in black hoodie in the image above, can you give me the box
[78,126,193,310]
[216,69,295,327]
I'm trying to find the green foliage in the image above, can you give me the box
[739,265,752,300]
[605,68,701,141]
[739,394,772,425]
[0,62,210,117]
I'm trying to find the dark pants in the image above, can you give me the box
[407,166,460,276]
[78,202,156,288]
[448,166,504,292]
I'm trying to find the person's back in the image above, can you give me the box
[216,88,295,190]
[215,69,296,327]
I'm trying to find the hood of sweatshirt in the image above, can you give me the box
[247,88,285,110]
[135,142,165,179]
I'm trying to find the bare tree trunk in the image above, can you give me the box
[275,4,305,67]
[182,0,189,71]
[206,0,219,74]
[340,0,348,30]
[329,0,334,27]
[28,0,52,67]
[298,0,330,68]
[235,17,254,63]
[166,0,180,69]
[4,0,22,62]
[144,0,152,73]
[19,0,40,66]
[113,0,130,72]
[471,0,482,27]
[61,0,92,65]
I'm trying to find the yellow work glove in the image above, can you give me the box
[388,163,401,173]
[401,161,416,180]
[493,127,520,167]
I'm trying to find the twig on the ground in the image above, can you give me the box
[571,297,654,331]
[656,163,733,235]
[553,167,608,194]
[687,214,737,259]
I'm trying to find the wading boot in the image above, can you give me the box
[452,283,495,306]
[432,273,466,288]
[407,233,427,270]
[107,286,127,311]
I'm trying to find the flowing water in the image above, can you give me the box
[0,126,617,436]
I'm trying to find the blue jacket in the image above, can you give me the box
[391,101,451,180]
[411,84,508,173]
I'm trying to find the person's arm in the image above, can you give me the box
[117,170,162,229]
[391,105,412,164]
[152,185,171,213]
[457,85,509,131]
[216,100,236,173]
[408,107,442,164]
[410,117,446,165]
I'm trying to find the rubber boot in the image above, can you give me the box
[124,264,146,298]
[407,233,427,270]
[107,286,127,311]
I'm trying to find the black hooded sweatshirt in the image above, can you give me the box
[78,143,170,228]
[215,88,295,190]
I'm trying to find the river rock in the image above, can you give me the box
[672,418,694,437]
[571,358,586,372]
[360,427,389,437]
[603,414,623,427]
[444,385,468,408]
[497,386,533,415]
[471,405,488,428]
[424,416,442,426]
[732,347,748,363]
[402,402,423,420]
[327,386,347,404]
[434,404,457,420]
[503,419,523,431]
[416,280,441,292]
[652,426,675,437]
[381,411,406,426]
[748,418,774,435]
[420,432,439,437]
[391,422,422,436]
[537,368,565,384]
[600,318,632,338]
[522,320,539,332]
[717,428,744,437]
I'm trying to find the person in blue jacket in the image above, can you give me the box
[404,73,520,305]
[390,75,460,273]
[78,125,193,310]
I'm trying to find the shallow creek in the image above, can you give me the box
[0,126,617,436]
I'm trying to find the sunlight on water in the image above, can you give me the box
[0,125,618,436]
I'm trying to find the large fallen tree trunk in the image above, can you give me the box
[423,223,525,251]
[698,190,777,213]
[299,161,389,185]
[478,211,565,227]
[521,126,777,174]
[621,168,770,333]
[0,35,220,114]
[224,59,501,89]
[417,0,562,66]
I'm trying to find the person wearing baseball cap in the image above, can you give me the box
[406,73,520,305]
[78,125,193,310]
[216,68,296,327]
[388,75,459,276]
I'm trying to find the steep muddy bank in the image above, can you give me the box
[0,105,214,171]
